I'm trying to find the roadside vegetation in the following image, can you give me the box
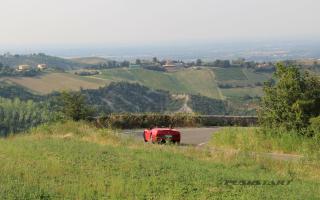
[210,127,320,158]
[0,121,319,199]
[210,63,320,161]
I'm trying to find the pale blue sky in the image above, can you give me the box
[0,0,319,46]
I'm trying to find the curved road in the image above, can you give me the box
[122,128,303,161]
[122,127,220,146]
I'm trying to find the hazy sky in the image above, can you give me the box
[0,0,319,46]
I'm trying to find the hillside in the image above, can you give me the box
[0,63,274,100]
[0,54,86,70]
[70,57,110,65]
[82,82,229,115]
[0,81,43,101]
[1,73,107,94]
[0,80,232,115]
[95,68,222,99]
[0,121,318,199]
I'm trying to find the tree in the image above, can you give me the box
[121,61,130,67]
[152,57,158,63]
[196,59,202,66]
[213,60,230,68]
[0,98,57,136]
[259,63,320,134]
[136,59,141,65]
[59,91,95,121]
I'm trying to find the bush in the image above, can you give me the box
[259,63,320,134]
[0,98,60,136]
[309,116,320,138]
[58,91,95,121]
[96,114,257,129]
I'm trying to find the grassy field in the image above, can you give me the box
[0,122,319,199]
[96,68,222,99]
[214,67,272,87]
[2,73,108,94]
[0,68,270,99]
[213,67,247,81]
[209,128,320,156]
[221,87,264,98]
[242,68,272,83]
[70,57,109,65]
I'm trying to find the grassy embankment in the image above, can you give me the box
[210,128,320,157]
[0,121,319,199]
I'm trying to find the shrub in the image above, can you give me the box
[309,116,320,138]
[259,63,320,134]
[58,91,95,121]
[96,114,257,129]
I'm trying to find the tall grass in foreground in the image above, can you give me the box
[0,122,320,199]
[210,127,320,157]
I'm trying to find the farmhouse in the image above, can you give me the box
[163,60,176,68]
[163,60,185,71]
[17,65,30,71]
[37,64,47,70]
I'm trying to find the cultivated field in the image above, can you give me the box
[221,87,264,98]
[70,57,109,65]
[2,73,108,94]
[1,67,271,99]
[96,68,222,99]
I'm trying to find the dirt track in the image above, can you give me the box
[122,127,220,146]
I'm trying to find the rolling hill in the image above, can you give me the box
[70,57,110,65]
[1,73,108,94]
[95,68,223,99]
[0,54,86,70]
[0,66,270,115]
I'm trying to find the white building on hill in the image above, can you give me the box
[17,65,30,71]
[37,64,47,70]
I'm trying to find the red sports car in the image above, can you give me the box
[143,128,181,144]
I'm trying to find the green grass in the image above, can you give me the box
[213,67,247,81]
[221,87,264,98]
[209,127,320,157]
[0,122,320,199]
[95,68,222,99]
[212,68,272,99]
[3,73,107,94]
[2,67,271,100]
[242,68,272,83]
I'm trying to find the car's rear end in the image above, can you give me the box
[153,129,181,144]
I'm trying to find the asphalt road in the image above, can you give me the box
[122,128,303,161]
[122,127,220,146]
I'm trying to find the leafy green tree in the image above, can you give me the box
[259,63,320,134]
[0,98,57,136]
[196,59,202,66]
[136,59,141,65]
[59,91,95,121]
[152,57,158,63]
